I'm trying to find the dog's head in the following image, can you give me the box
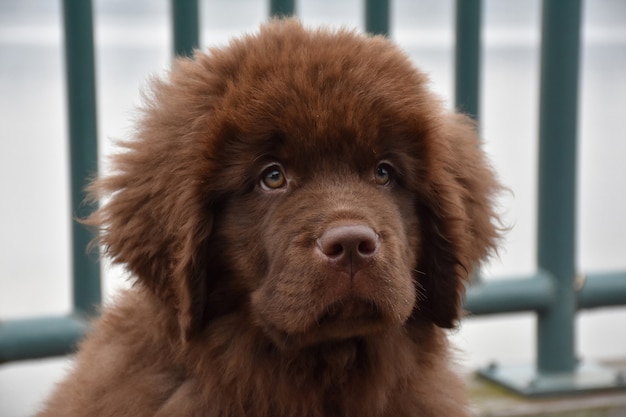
[88,20,501,347]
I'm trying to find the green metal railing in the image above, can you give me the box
[1,0,625,397]
[172,0,199,56]
[536,0,582,377]
[270,0,295,18]
[454,0,481,120]
[64,0,101,319]
[0,0,100,362]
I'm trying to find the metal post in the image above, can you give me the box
[172,0,199,57]
[62,0,101,317]
[270,0,295,17]
[476,0,619,396]
[536,0,582,374]
[365,0,389,36]
[454,0,481,121]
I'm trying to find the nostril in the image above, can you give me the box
[317,224,380,265]
[357,239,378,256]
[325,243,344,258]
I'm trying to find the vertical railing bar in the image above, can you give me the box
[270,0,296,18]
[454,0,481,121]
[365,0,390,36]
[172,0,200,57]
[536,0,583,374]
[454,0,482,287]
[62,0,101,317]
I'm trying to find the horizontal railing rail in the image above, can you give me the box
[1,0,625,397]
[3,269,624,364]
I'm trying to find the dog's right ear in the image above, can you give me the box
[84,143,215,342]
[84,55,227,342]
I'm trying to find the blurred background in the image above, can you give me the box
[0,0,625,415]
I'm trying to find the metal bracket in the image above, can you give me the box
[477,362,626,397]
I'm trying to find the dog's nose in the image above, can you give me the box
[316,224,379,274]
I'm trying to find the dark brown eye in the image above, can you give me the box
[375,162,393,186]
[260,164,287,190]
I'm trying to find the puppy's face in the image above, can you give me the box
[211,130,423,348]
[90,20,500,349]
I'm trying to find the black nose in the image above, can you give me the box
[316,224,379,274]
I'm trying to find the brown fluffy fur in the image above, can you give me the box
[37,19,501,417]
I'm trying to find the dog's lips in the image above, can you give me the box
[262,296,389,350]
[317,297,388,337]
[317,297,383,326]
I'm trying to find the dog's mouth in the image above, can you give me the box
[263,297,388,350]
[317,297,383,326]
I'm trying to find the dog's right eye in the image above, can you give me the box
[260,165,287,190]
[374,162,394,186]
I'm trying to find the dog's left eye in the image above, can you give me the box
[260,164,287,190]
[374,163,393,186]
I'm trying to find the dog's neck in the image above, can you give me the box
[183,313,425,417]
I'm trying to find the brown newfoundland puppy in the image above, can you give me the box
[37,19,500,417]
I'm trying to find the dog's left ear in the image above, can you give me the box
[414,113,502,328]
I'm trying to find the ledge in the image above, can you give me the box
[469,360,626,416]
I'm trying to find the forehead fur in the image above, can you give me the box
[165,20,442,157]
[125,18,449,201]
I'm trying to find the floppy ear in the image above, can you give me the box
[84,56,224,341]
[415,113,501,328]
[85,144,215,342]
